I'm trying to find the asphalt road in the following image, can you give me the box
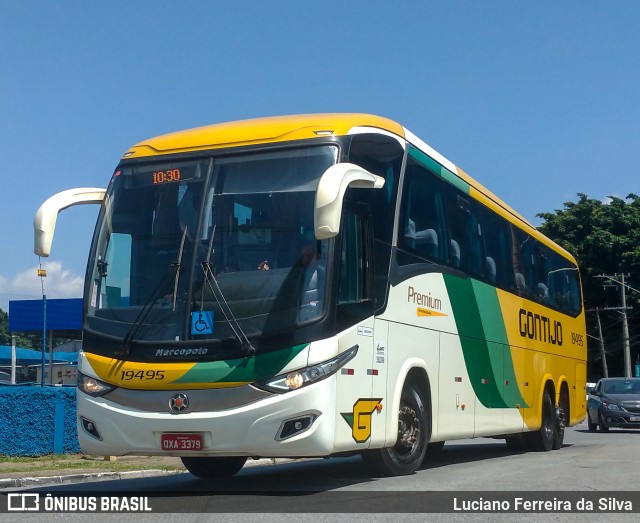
[4,422,640,521]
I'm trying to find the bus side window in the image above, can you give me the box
[347,133,403,245]
[544,247,582,316]
[512,227,538,299]
[476,202,513,289]
[445,188,483,279]
[398,159,448,264]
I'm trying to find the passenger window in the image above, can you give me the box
[347,133,403,245]
[510,227,582,316]
[512,228,537,299]
[445,188,483,278]
[398,158,448,263]
[476,203,512,289]
[540,246,582,316]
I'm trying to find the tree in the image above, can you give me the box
[537,194,640,379]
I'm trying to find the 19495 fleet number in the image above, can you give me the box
[120,370,165,381]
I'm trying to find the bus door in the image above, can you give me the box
[334,205,382,451]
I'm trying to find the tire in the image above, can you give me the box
[362,382,428,476]
[181,456,247,478]
[552,390,569,450]
[587,412,597,432]
[598,412,609,433]
[524,388,554,452]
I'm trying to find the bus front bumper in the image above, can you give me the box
[76,378,338,458]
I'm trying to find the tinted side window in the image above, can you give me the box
[511,227,582,315]
[445,187,483,278]
[346,133,403,245]
[539,246,582,316]
[398,157,448,263]
[476,204,513,289]
[346,133,404,311]
[512,228,537,299]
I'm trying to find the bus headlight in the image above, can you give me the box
[255,344,358,394]
[78,372,116,397]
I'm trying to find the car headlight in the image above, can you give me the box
[78,372,117,397]
[602,401,620,411]
[255,345,358,394]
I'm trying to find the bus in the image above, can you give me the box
[34,114,586,477]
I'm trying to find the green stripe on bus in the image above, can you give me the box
[444,275,527,409]
[443,275,507,408]
[470,280,528,408]
[440,168,470,194]
[408,147,470,194]
[173,343,308,384]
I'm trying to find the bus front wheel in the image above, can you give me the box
[181,456,247,478]
[362,382,428,476]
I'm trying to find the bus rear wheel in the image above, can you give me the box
[181,456,247,478]
[362,382,428,476]
[524,388,555,452]
[552,390,569,450]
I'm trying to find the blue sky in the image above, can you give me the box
[1,1,639,307]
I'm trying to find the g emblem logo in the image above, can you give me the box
[170,393,189,413]
[340,398,382,443]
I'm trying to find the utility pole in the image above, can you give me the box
[596,274,635,378]
[595,309,609,378]
[620,273,632,377]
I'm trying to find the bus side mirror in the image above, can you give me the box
[314,163,384,240]
[34,187,106,257]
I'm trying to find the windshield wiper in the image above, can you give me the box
[122,227,188,356]
[171,227,188,311]
[200,224,256,357]
[200,261,256,357]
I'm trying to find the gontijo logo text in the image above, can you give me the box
[518,308,563,346]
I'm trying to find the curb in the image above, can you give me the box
[0,458,299,490]
[0,469,186,490]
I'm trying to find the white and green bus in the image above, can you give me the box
[34,114,586,477]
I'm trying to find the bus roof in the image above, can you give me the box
[122,113,576,264]
[123,113,406,158]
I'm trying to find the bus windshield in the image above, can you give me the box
[85,145,337,353]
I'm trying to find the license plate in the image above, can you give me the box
[630,416,640,422]
[161,433,203,451]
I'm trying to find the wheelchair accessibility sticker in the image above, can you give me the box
[191,311,214,335]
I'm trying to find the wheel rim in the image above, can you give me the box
[556,405,566,435]
[395,403,421,456]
